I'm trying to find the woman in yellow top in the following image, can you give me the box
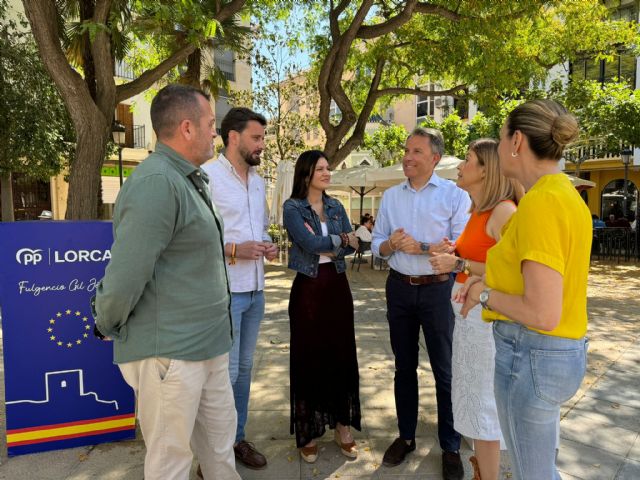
[459,99,592,480]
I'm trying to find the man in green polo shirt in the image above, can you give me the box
[95,84,239,480]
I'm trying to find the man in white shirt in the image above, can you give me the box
[371,127,471,480]
[202,108,277,470]
[355,216,374,242]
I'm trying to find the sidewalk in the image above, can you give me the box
[0,260,638,479]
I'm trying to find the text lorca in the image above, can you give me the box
[53,250,111,263]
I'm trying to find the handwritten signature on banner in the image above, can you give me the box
[17,278,100,297]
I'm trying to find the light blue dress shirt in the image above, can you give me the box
[371,174,471,276]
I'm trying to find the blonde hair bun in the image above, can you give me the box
[551,114,579,147]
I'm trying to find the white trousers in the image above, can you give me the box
[119,353,240,480]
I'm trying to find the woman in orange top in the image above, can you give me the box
[430,139,520,480]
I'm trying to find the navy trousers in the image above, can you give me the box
[385,273,461,452]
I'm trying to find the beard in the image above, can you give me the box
[240,146,261,166]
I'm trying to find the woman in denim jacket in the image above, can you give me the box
[283,150,362,464]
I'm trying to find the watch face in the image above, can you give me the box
[479,291,488,303]
[420,243,429,251]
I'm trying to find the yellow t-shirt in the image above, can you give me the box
[483,173,592,339]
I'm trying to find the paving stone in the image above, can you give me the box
[367,437,442,476]
[560,412,637,456]
[1,262,640,479]
[248,385,290,411]
[627,435,640,462]
[65,439,145,480]
[558,438,626,480]
[244,410,292,441]
[299,438,378,478]
[599,367,640,386]
[616,458,640,480]
[586,377,640,408]
[235,439,300,480]
[0,445,90,480]
[564,396,640,431]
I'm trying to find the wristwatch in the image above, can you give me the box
[463,259,471,276]
[453,258,471,275]
[453,258,465,273]
[420,242,430,254]
[479,288,493,311]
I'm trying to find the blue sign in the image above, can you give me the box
[0,222,135,456]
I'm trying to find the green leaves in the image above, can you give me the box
[0,4,73,180]
[363,124,408,166]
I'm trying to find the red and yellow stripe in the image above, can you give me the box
[7,413,136,447]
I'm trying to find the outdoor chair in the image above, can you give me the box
[351,241,371,271]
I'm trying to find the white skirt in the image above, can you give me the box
[451,282,505,446]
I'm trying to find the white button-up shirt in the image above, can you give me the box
[203,154,271,293]
[371,174,471,275]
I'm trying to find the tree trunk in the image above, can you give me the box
[65,114,111,219]
[180,49,202,89]
[1,172,15,222]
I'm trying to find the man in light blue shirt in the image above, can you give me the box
[372,127,470,480]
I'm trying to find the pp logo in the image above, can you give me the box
[16,248,44,265]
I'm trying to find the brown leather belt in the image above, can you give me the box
[390,269,450,286]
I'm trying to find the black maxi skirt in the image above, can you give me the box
[288,262,362,448]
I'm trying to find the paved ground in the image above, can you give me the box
[0,258,638,479]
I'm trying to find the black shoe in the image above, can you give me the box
[382,437,416,467]
[442,451,464,480]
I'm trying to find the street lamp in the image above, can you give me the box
[111,120,126,187]
[621,147,633,219]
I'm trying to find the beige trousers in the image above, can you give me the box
[119,353,240,480]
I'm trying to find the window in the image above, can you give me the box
[612,5,637,22]
[569,4,638,87]
[619,53,636,84]
[571,52,636,88]
[453,96,469,119]
[0,173,51,221]
[417,94,435,123]
[214,49,235,82]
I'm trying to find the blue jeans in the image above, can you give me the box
[493,321,588,480]
[229,290,265,443]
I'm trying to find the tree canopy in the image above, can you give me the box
[22,0,250,219]
[363,123,407,166]
[1,2,74,221]
[270,0,639,167]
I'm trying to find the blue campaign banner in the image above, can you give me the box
[0,221,135,456]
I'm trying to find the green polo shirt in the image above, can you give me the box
[95,143,232,364]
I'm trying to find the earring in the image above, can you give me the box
[511,152,518,157]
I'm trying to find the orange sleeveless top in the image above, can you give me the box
[454,209,496,284]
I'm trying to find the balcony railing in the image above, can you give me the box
[564,138,630,165]
[115,61,135,80]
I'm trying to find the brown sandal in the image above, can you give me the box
[334,430,358,458]
[300,443,318,463]
[470,455,482,480]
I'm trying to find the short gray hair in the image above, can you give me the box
[409,127,445,158]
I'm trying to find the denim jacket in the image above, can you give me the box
[283,195,355,277]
